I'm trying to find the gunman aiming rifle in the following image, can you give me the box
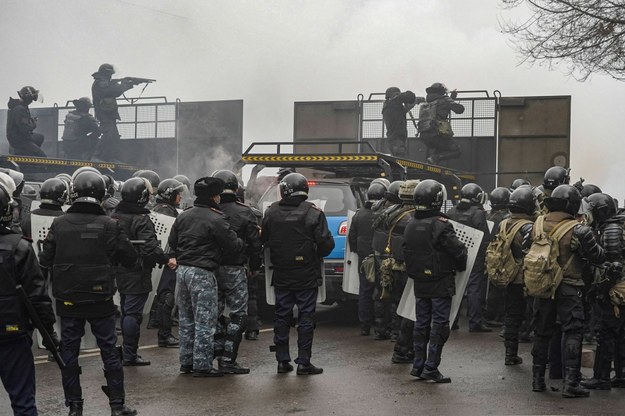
[117,77,156,102]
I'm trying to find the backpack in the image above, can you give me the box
[485,218,532,288]
[417,100,454,139]
[523,216,579,299]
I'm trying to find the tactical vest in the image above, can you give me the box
[0,235,29,337]
[372,204,401,254]
[417,100,439,134]
[388,207,416,261]
[404,217,455,280]
[62,112,82,141]
[267,201,316,270]
[52,217,116,304]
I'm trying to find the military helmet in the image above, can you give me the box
[460,183,487,205]
[371,178,391,189]
[399,179,420,202]
[426,82,448,94]
[543,166,570,191]
[489,187,511,210]
[544,184,581,216]
[71,166,101,182]
[384,180,404,204]
[586,193,616,225]
[279,173,309,199]
[71,171,106,204]
[413,179,446,211]
[385,87,401,100]
[18,86,39,103]
[211,170,238,194]
[366,182,386,201]
[510,178,530,191]
[97,63,115,75]
[157,178,185,204]
[135,170,160,194]
[580,184,602,198]
[508,186,536,216]
[40,178,68,206]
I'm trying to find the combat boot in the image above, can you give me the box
[218,357,250,374]
[532,364,546,392]
[391,351,414,364]
[421,368,451,383]
[296,363,323,375]
[562,366,590,398]
[68,401,83,416]
[504,342,523,366]
[157,335,179,348]
[110,404,138,416]
[581,347,611,390]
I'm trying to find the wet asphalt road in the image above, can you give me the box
[3,303,624,416]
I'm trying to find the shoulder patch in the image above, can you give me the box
[437,217,448,223]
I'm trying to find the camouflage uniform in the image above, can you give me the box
[176,265,219,371]
[214,265,248,361]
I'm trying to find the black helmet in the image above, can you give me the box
[72,97,92,110]
[121,177,151,205]
[173,174,191,190]
[157,178,185,204]
[71,166,101,182]
[40,178,67,206]
[510,178,530,190]
[586,193,616,225]
[279,173,308,199]
[544,184,581,216]
[580,184,602,198]
[135,170,160,193]
[385,87,401,99]
[366,182,386,201]
[384,180,404,204]
[277,167,295,181]
[426,82,447,94]
[101,174,117,197]
[0,185,12,224]
[543,166,570,190]
[460,183,487,205]
[70,172,106,204]
[508,186,536,216]
[97,63,115,76]
[18,86,39,103]
[212,170,238,194]
[489,187,511,210]
[413,179,446,211]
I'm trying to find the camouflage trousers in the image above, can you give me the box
[215,265,248,362]
[176,265,218,371]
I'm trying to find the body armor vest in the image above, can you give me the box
[388,206,416,261]
[0,235,28,337]
[267,201,316,270]
[404,217,455,280]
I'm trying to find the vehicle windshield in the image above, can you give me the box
[259,182,358,216]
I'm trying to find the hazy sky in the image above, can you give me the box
[2,0,624,196]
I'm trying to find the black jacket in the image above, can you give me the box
[61,110,100,142]
[21,204,64,240]
[348,201,376,258]
[261,196,335,290]
[39,202,137,318]
[404,211,467,298]
[382,91,418,140]
[6,98,37,148]
[487,208,510,238]
[91,76,133,122]
[219,193,262,270]
[168,199,243,272]
[112,202,167,294]
[0,228,55,342]
[447,202,491,270]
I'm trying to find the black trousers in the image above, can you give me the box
[0,336,37,415]
[273,287,317,364]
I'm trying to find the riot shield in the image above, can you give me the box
[396,219,484,328]
[30,213,55,257]
[342,210,359,295]
[264,249,326,305]
[145,212,176,314]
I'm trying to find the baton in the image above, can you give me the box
[16,284,66,369]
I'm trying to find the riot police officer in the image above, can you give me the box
[112,178,168,366]
[212,170,262,374]
[348,180,387,335]
[6,86,46,157]
[382,87,423,157]
[541,166,570,197]
[405,179,468,382]
[261,173,335,375]
[510,178,530,191]
[0,183,56,416]
[62,97,101,160]
[447,183,492,332]
[39,171,139,416]
[21,177,67,239]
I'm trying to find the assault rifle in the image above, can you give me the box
[123,77,156,85]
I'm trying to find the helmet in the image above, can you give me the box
[18,86,39,103]
[384,181,404,204]
[399,179,420,202]
[279,173,309,199]
[543,166,570,190]
[157,178,185,204]
[212,170,238,194]
[580,184,602,198]
[55,173,72,185]
[489,187,511,210]
[121,177,151,205]
[413,179,446,211]
[102,196,120,212]
[586,193,616,225]
[72,97,92,110]
[135,170,160,193]
[0,186,12,223]
[101,174,117,197]
[460,183,487,205]
[71,166,101,182]
[426,82,448,94]
[0,173,16,198]
[22,184,37,199]
[508,187,537,216]
[97,63,115,76]
[0,168,24,197]
[544,184,581,216]
[173,174,191,190]
[510,178,530,190]
[70,172,106,204]
[277,167,295,181]
[385,87,401,100]
[39,178,67,206]
[366,182,386,201]
[371,178,390,189]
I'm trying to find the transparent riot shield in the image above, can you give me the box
[342,210,359,295]
[264,249,326,305]
[145,212,176,314]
